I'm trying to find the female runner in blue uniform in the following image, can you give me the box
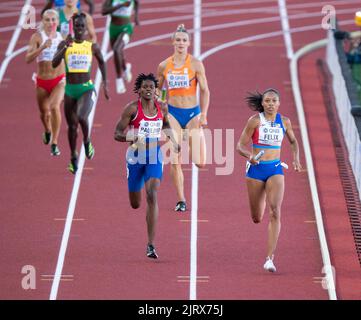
[114,73,180,259]
[236,88,302,273]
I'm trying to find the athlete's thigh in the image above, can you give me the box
[113,32,127,51]
[64,95,78,125]
[77,90,95,119]
[144,178,161,195]
[265,174,284,208]
[36,87,50,111]
[168,113,182,141]
[49,81,65,108]
[246,177,267,219]
[168,113,183,164]
[187,116,206,165]
[127,161,145,193]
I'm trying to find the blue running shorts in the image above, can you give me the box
[246,159,284,182]
[126,146,163,192]
[168,104,201,129]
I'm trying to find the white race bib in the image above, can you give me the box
[167,73,190,89]
[67,54,91,70]
[138,119,163,138]
[258,125,283,146]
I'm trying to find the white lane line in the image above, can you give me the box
[189,0,201,301]
[0,45,28,83]
[278,0,294,59]
[5,0,32,57]
[49,17,110,301]
[0,0,32,84]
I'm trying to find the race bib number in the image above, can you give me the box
[67,54,91,71]
[167,73,190,89]
[138,119,162,138]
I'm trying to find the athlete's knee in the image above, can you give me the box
[78,116,89,127]
[269,205,281,220]
[252,216,262,224]
[114,44,124,55]
[146,188,157,206]
[68,123,78,132]
[130,200,141,209]
[49,103,59,113]
[171,163,181,170]
[195,162,206,169]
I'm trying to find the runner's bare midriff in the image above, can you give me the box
[168,95,198,108]
[38,61,65,79]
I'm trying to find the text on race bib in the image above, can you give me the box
[138,119,163,138]
[67,54,91,70]
[258,124,283,146]
[167,73,190,89]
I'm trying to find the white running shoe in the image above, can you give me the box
[124,63,132,83]
[116,77,126,94]
[263,256,276,272]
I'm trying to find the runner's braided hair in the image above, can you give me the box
[133,73,159,93]
[245,88,280,112]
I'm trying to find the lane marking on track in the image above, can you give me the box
[278,0,294,59]
[54,218,85,221]
[179,220,209,223]
[0,0,32,83]
[188,0,202,302]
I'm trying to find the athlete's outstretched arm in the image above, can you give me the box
[283,117,302,171]
[114,102,138,142]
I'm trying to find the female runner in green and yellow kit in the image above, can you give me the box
[53,13,109,174]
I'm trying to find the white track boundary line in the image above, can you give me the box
[290,38,337,300]
[189,0,201,301]
[5,0,32,56]
[278,0,294,59]
[0,0,31,83]
[49,17,110,300]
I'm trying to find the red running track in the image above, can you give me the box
[1,0,361,300]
